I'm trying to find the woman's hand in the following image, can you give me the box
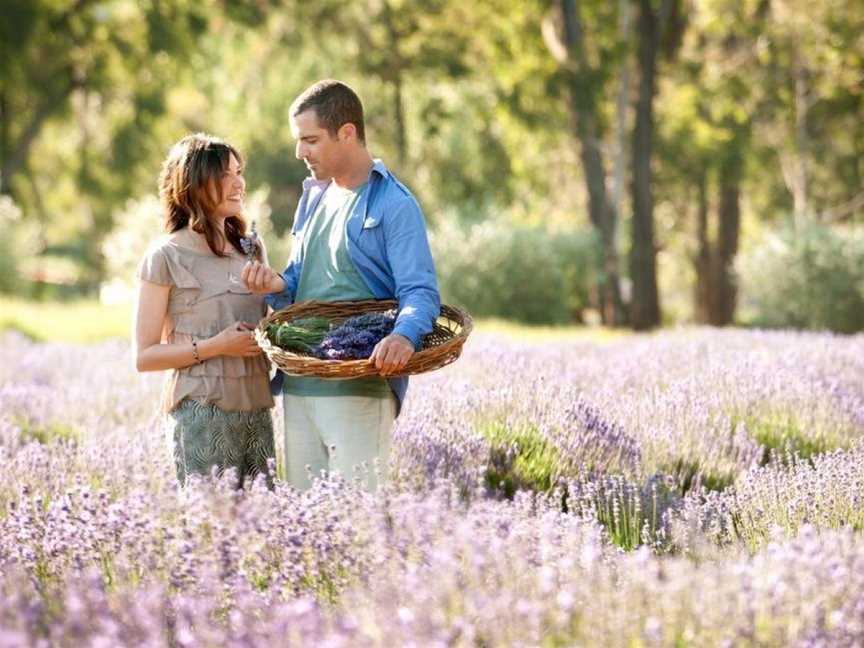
[242,260,286,294]
[135,280,262,370]
[211,322,262,357]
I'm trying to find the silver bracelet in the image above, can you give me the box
[191,339,202,364]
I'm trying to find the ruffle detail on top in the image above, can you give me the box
[162,374,273,413]
[142,239,274,413]
[170,330,270,378]
[166,260,200,289]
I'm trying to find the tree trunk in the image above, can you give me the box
[611,0,632,220]
[693,168,711,323]
[557,0,627,326]
[709,158,741,325]
[791,50,810,224]
[392,74,407,167]
[0,89,9,196]
[629,0,663,330]
[381,0,407,168]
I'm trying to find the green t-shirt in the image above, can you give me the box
[283,182,391,398]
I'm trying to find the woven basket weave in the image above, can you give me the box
[255,299,473,379]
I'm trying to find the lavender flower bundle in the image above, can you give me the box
[240,220,259,261]
[313,310,397,360]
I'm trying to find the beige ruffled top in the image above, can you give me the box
[137,232,274,413]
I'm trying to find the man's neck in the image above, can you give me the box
[332,151,374,190]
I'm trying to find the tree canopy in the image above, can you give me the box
[1,0,861,327]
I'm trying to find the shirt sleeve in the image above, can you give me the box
[264,238,302,311]
[383,197,441,348]
[136,246,172,285]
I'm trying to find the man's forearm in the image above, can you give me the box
[264,271,295,310]
[393,287,441,348]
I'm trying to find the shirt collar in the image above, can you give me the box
[301,176,330,191]
[370,158,389,179]
[301,158,390,190]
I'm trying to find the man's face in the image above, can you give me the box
[291,109,343,181]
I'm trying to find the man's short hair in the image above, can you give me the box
[291,80,366,143]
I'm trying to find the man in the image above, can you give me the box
[242,79,440,492]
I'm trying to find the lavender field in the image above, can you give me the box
[2,328,864,646]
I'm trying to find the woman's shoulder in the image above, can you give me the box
[142,234,173,254]
[136,235,175,266]
[137,233,196,285]
[142,231,199,259]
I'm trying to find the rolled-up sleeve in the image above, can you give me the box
[264,245,301,311]
[383,198,441,348]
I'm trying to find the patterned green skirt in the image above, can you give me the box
[169,399,275,488]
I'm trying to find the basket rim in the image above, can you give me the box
[255,299,472,378]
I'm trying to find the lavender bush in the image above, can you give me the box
[1,327,863,645]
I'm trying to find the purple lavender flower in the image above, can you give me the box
[1,327,863,644]
[313,310,397,360]
[239,221,259,261]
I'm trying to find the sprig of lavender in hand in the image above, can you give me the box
[240,221,259,261]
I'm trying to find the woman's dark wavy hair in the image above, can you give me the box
[158,133,259,259]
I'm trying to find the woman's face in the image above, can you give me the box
[212,153,245,219]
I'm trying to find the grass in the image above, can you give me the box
[0,297,132,343]
[742,410,841,465]
[476,419,674,551]
[659,456,736,495]
[473,317,629,344]
[14,418,81,445]
[479,420,562,498]
[1,297,626,344]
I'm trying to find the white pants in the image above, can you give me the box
[283,394,397,492]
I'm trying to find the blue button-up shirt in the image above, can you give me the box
[266,159,441,413]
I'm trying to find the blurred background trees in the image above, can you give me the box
[1,0,861,331]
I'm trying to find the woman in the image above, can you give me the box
[134,133,275,487]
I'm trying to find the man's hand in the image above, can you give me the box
[241,260,286,294]
[369,333,414,375]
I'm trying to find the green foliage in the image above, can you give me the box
[582,482,649,552]
[0,297,131,342]
[407,84,515,220]
[0,197,29,293]
[659,456,735,495]
[476,418,675,551]
[740,411,839,466]
[738,219,864,333]
[431,219,598,324]
[2,0,862,326]
[102,195,163,288]
[1,1,285,294]
[566,475,679,552]
[266,318,330,354]
[14,418,80,446]
[479,421,561,498]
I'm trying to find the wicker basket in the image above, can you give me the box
[255,299,473,379]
